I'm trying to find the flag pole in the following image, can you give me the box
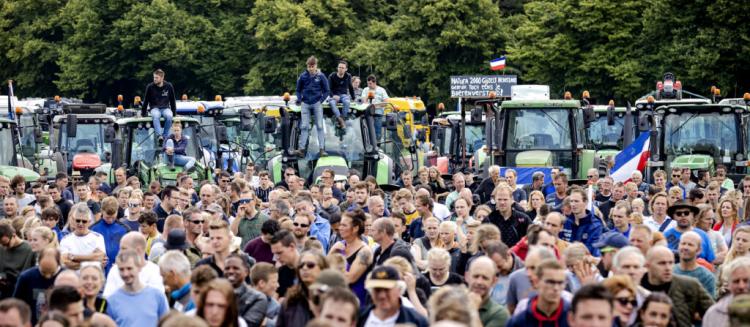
[7,80,13,120]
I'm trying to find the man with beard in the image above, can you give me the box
[224,253,267,327]
[662,200,715,262]
[291,212,312,251]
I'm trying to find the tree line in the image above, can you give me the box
[1,0,748,108]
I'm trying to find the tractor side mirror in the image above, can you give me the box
[66,114,77,138]
[216,125,228,144]
[385,114,398,131]
[607,106,615,126]
[264,118,277,134]
[104,125,116,143]
[111,139,123,169]
[471,107,483,124]
[582,108,595,128]
[240,109,253,131]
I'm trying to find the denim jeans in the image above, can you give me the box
[164,139,196,170]
[299,102,325,149]
[327,94,351,118]
[150,107,173,138]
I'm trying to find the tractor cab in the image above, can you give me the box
[273,94,412,187]
[175,98,227,169]
[430,99,490,175]
[485,85,598,181]
[115,116,210,187]
[588,102,637,159]
[634,73,746,182]
[385,97,429,145]
[41,104,117,181]
[230,105,283,178]
[0,118,40,182]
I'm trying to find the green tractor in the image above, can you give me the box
[484,85,598,181]
[429,100,489,175]
[112,116,211,187]
[37,104,117,181]
[0,117,40,182]
[228,105,284,180]
[265,95,415,187]
[636,75,749,184]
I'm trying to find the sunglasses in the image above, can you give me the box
[293,222,310,228]
[673,210,691,217]
[285,173,295,177]
[129,203,141,208]
[238,198,255,205]
[615,297,638,307]
[672,175,681,178]
[298,261,317,270]
[75,219,89,224]
[587,175,596,179]
[190,219,205,224]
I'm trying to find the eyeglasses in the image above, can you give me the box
[42,217,58,221]
[673,210,691,217]
[298,261,317,270]
[190,219,205,224]
[293,222,310,228]
[615,297,638,307]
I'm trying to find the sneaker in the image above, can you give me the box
[319,149,328,157]
[169,163,176,171]
[336,116,346,129]
[289,149,304,157]
[186,166,196,174]
[158,136,164,147]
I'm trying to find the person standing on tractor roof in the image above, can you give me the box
[141,69,177,144]
[293,56,330,157]
[328,60,355,129]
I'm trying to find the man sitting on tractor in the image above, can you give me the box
[164,122,196,172]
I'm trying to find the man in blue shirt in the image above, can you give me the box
[561,188,604,257]
[293,56,330,157]
[90,196,130,274]
[293,191,330,252]
[662,200,715,263]
[107,249,169,326]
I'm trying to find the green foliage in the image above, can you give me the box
[0,0,748,105]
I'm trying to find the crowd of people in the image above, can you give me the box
[1,161,749,327]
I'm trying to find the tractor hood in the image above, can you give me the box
[0,166,40,182]
[671,154,714,170]
[515,150,553,167]
[72,153,102,170]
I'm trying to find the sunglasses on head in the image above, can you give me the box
[615,297,638,307]
[298,261,317,270]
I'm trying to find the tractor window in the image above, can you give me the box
[130,127,158,165]
[0,126,13,165]
[464,125,485,154]
[506,108,572,150]
[305,116,365,173]
[589,113,624,148]
[61,123,111,162]
[19,115,36,157]
[195,116,218,153]
[664,112,737,158]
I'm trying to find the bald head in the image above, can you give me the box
[646,245,672,261]
[54,270,81,288]
[680,231,701,244]
[646,245,675,284]
[469,256,497,275]
[120,232,147,255]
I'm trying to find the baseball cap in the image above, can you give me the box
[593,231,629,251]
[365,266,401,290]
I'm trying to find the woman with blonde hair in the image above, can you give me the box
[725,225,750,264]
[29,226,58,254]
[471,223,501,254]
[667,186,683,207]
[412,216,444,271]
[714,197,741,245]
[602,275,639,326]
[525,190,546,222]
[428,166,448,198]
[80,264,108,313]
[21,217,41,241]
[563,243,603,292]
[427,285,482,327]
[382,256,428,317]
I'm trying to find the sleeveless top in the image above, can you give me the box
[340,241,368,307]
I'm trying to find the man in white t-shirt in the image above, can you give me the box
[103,232,165,298]
[60,203,106,270]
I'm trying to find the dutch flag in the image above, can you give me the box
[490,56,506,71]
[610,132,651,183]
